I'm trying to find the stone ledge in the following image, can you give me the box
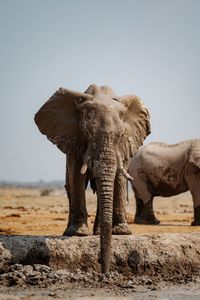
[0,233,200,278]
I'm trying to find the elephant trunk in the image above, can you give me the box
[94,148,117,273]
[80,142,133,273]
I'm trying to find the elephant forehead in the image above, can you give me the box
[85,102,123,118]
[82,102,124,131]
[93,94,125,111]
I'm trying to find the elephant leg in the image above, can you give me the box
[112,173,132,235]
[186,174,200,226]
[191,203,200,226]
[134,197,144,220]
[87,176,99,235]
[132,174,160,225]
[63,154,90,236]
[191,191,200,226]
[93,173,131,235]
[64,162,72,228]
[93,200,100,235]
[134,196,160,225]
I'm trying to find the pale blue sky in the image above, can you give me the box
[0,0,199,182]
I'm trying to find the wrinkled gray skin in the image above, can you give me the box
[34,84,150,273]
[129,139,200,226]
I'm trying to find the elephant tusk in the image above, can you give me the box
[80,162,88,174]
[116,150,134,182]
[120,167,134,182]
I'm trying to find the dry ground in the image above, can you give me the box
[0,186,200,236]
[1,186,200,299]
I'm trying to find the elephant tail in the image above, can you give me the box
[189,139,200,169]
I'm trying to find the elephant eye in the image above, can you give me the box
[77,97,84,104]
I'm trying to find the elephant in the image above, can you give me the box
[34,84,150,273]
[128,139,200,226]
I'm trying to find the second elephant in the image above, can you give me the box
[129,139,200,225]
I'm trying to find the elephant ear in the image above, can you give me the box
[120,95,151,155]
[189,139,200,169]
[34,87,92,154]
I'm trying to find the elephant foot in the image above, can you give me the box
[63,223,90,236]
[93,223,132,235]
[112,223,132,235]
[134,215,160,225]
[191,206,200,226]
[191,219,200,226]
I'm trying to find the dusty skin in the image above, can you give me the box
[1,186,200,299]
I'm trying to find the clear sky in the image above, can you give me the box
[0,0,200,182]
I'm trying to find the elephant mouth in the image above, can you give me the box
[80,147,134,182]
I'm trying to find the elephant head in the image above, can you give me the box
[34,84,150,273]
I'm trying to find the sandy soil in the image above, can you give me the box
[0,186,200,236]
[1,186,200,299]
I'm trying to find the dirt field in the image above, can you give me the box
[1,186,200,300]
[0,186,200,236]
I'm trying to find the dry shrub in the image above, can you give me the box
[40,188,52,197]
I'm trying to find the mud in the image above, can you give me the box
[1,187,200,298]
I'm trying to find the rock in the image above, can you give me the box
[33,264,51,273]
[0,233,200,286]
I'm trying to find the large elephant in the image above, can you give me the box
[34,84,150,273]
[129,139,200,226]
